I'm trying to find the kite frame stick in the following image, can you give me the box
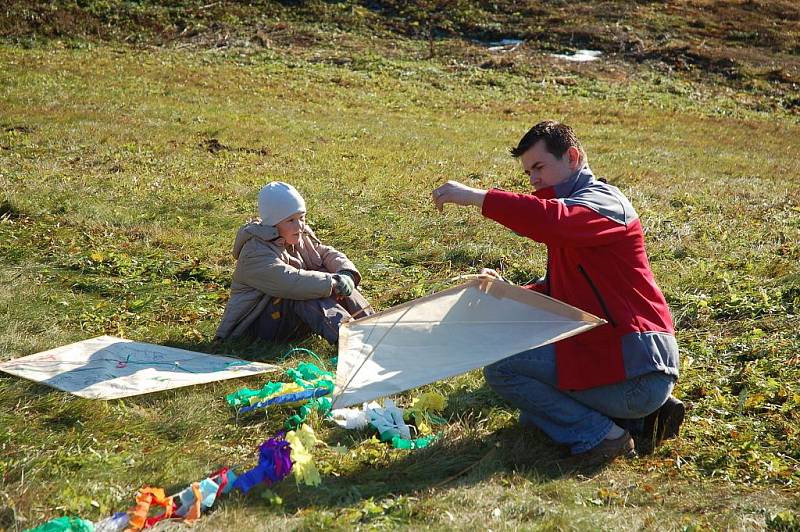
[342,279,604,328]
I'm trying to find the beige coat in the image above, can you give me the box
[215,221,361,339]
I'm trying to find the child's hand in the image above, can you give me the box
[333,272,355,297]
[478,268,507,292]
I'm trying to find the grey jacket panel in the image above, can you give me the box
[555,166,638,226]
[621,331,680,380]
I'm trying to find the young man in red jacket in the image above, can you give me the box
[432,120,683,464]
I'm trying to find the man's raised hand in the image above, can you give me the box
[432,181,488,212]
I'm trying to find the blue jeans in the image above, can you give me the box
[484,344,674,454]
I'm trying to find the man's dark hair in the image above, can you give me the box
[510,120,587,164]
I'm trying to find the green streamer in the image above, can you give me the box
[25,516,94,532]
[227,354,335,430]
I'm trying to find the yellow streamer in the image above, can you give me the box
[286,425,322,486]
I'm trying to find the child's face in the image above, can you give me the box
[275,212,305,245]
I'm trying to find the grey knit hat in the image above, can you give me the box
[257,182,306,226]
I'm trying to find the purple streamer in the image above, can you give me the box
[232,432,293,494]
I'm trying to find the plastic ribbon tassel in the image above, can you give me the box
[330,404,369,430]
[286,363,333,388]
[237,387,331,415]
[293,424,321,449]
[284,396,331,430]
[390,433,439,450]
[94,512,128,532]
[27,433,300,531]
[363,400,441,450]
[174,477,219,519]
[367,399,412,441]
[247,382,304,405]
[231,433,293,494]
[228,361,335,422]
[26,516,95,532]
[210,467,238,498]
[116,469,237,532]
[226,381,285,408]
[285,425,322,486]
[181,483,203,524]
[411,391,447,413]
[405,391,449,434]
[125,487,173,531]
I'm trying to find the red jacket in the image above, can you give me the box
[481,166,679,390]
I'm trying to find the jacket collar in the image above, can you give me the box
[533,165,594,200]
[232,221,282,258]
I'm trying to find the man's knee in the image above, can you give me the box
[483,360,511,387]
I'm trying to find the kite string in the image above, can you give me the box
[296,273,479,344]
[277,347,328,370]
[331,274,480,328]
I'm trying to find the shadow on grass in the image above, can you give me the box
[237,422,607,515]
[0,374,60,399]
[227,382,610,514]
[162,337,284,361]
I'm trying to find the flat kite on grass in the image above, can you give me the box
[0,335,277,399]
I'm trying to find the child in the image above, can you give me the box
[216,181,372,344]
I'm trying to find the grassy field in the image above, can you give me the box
[1,2,800,530]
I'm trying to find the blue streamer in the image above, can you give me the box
[236,387,331,415]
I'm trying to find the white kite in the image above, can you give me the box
[332,278,604,408]
[0,335,277,399]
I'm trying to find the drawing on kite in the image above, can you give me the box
[0,336,277,399]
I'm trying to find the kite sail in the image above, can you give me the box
[332,278,604,408]
[0,336,277,399]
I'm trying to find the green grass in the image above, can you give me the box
[3,0,799,116]
[1,29,799,531]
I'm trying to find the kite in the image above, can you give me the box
[0,336,277,399]
[332,278,604,409]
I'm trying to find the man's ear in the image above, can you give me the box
[566,146,582,170]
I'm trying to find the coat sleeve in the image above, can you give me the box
[235,241,334,300]
[317,243,361,285]
[302,225,362,285]
[481,188,629,247]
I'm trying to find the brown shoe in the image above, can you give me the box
[561,431,635,469]
[637,396,685,455]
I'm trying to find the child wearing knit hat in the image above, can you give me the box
[216,182,372,344]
